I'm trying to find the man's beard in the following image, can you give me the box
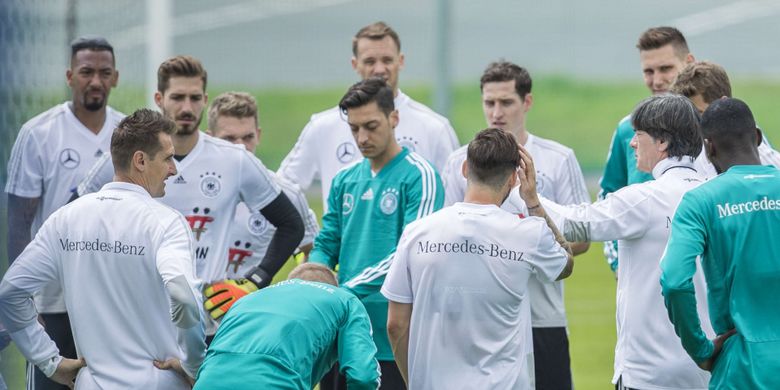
[169,111,202,135]
[82,92,106,112]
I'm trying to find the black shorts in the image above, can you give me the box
[532,326,572,390]
[320,360,405,390]
[27,313,77,390]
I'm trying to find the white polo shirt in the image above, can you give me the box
[540,157,714,389]
[278,90,458,208]
[445,132,589,328]
[0,182,205,390]
[225,172,319,278]
[5,102,125,313]
[78,133,281,283]
[382,202,568,390]
[694,141,780,178]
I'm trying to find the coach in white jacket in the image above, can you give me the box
[0,109,205,389]
[518,95,714,390]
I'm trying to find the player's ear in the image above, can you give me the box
[256,126,262,142]
[398,52,405,70]
[351,56,358,71]
[685,53,695,64]
[704,138,716,160]
[154,91,163,109]
[66,68,73,86]
[523,93,533,112]
[755,128,763,147]
[389,110,399,129]
[111,69,119,88]
[461,159,468,179]
[656,136,669,153]
[132,150,146,172]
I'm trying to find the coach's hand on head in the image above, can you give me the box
[516,143,540,208]
[154,358,195,387]
[51,357,86,389]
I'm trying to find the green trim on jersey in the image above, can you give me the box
[194,279,380,390]
[310,148,444,360]
[661,165,780,389]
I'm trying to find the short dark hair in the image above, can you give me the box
[157,55,208,94]
[352,21,401,56]
[701,98,757,152]
[288,263,338,286]
[111,109,176,172]
[466,128,521,189]
[339,77,395,116]
[480,61,532,99]
[671,61,732,103]
[637,27,689,58]
[70,35,115,64]
[631,94,702,160]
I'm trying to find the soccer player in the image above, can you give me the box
[661,98,780,389]
[383,128,573,389]
[0,109,206,389]
[76,56,304,326]
[4,35,125,390]
[204,91,319,287]
[669,61,780,177]
[278,21,458,208]
[441,60,588,390]
[528,95,714,389]
[309,78,444,389]
[194,263,380,390]
[599,27,694,273]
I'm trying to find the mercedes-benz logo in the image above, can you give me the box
[336,142,357,163]
[59,148,81,169]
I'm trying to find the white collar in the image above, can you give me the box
[651,156,697,179]
[100,182,152,198]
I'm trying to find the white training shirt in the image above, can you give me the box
[445,132,589,328]
[694,141,780,178]
[225,172,319,278]
[382,202,568,390]
[78,133,281,283]
[0,182,205,390]
[540,157,714,390]
[278,90,459,208]
[5,102,125,313]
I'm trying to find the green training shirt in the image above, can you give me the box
[194,279,380,390]
[661,165,780,389]
[310,147,444,360]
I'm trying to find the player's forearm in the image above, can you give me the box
[387,325,410,385]
[7,195,38,264]
[661,283,714,363]
[165,275,206,376]
[249,193,305,286]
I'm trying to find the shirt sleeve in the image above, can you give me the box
[308,176,343,269]
[239,151,281,212]
[5,126,43,198]
[660,193,714,363]
[342,159,444,298]
[540,185,652,243]
[156,215,206,378]
[277,118,321,190]
[442,153,466,207]
[278,178,319,247]
[522,218,568,283]
[338,295,381,390]
[554,149,590,205]
[598,121,629,199]
[77,152,114,196]
[380,228,414,304]
[0,216,62,376]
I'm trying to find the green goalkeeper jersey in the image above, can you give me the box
[310,147,444,360]
[661,165,780,389]
[194,279,380,390]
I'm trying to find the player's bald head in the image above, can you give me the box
[701,98,758,152]
[288,263,338,286]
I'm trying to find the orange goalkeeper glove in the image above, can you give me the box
[203,279,258,320]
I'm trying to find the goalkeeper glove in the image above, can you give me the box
[203,266,272,320]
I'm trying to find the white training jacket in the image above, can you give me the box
[540,157,714,390]
[0,182,206,390]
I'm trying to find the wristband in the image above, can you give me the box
[244,266,272,289]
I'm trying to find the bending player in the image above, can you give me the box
[75,56,304,329]
[194,263,380,390]
[0,109,205,389]
[309,78,444,389]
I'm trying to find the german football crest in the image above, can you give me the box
[380,188,399,215]
[227,240,253,273]
[397,136,418,152]
[185,206,214,241]
[199,172,222,198]
[247,212,269,236]
[342,193,355,215]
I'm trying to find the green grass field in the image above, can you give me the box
[2,77,779,389]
